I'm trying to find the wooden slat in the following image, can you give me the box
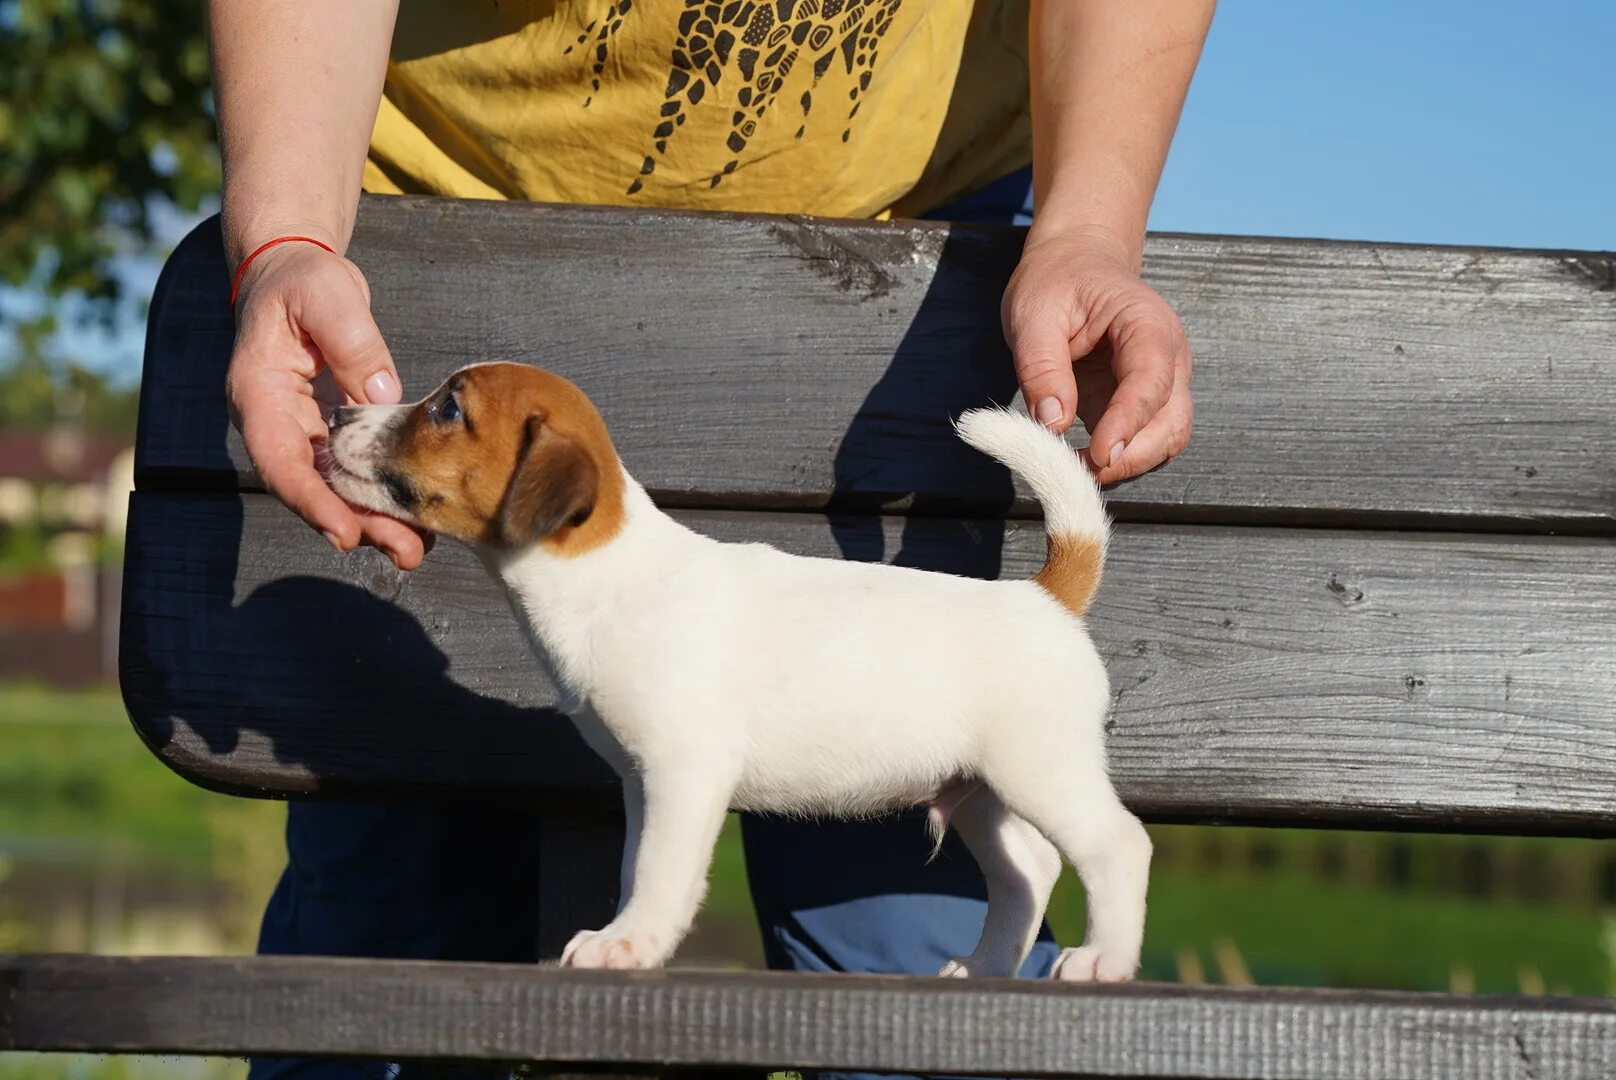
[121,491,1616,833]
[136,199,1616,532]
[5,955,1615,1078]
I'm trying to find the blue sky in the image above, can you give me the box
[1151,0,1616,249]
[28,1,1616,381]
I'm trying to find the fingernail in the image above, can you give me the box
[322,530,343,551]
[364,370,401,405]
[1108,441,1127,467]
[1034,397,1063,430]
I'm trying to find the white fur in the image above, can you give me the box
[954,407,1110,555]
[333,404,1151,980]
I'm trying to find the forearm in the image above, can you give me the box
[209,0,399,266]
[1028,0,1214,266]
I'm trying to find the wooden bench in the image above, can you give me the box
[5,195,1616,1077]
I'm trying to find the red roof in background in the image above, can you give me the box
[0,429,129,484]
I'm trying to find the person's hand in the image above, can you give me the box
[1002,228,1193,484]
[225,241,429,570]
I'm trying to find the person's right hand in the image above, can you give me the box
[225,241,428,570]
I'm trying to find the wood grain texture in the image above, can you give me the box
[136,200,1616,532]
[121,491,1616,833]
[6,955,1615,1078]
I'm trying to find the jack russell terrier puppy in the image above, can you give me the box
[323,362,1150,982]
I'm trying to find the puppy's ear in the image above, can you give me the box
[499,416,599,546]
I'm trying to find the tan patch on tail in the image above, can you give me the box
[1035,534,1104,616]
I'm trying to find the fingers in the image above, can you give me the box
[295,260,402,405]
[257,449,427,570]
[229,246,426,568]
[241,394,429,568]
[1005,304,1080,433]
[1085,311,1183,473]
[254,435,428,569]
[1073,340,1119,436]
[355,511,429,571]
[243,409,364,550]
[1092,381,1193,485]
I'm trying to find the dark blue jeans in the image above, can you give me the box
[251,167,1048,1080]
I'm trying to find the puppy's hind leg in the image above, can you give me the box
[938,788,1062,979]
[983,735,1151,983]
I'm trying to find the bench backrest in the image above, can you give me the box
[123,197,1616,837]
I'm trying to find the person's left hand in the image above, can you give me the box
[1002,229,1193,484]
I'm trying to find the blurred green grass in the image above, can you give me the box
[0,682,243,872]
[1058,861,1613,994]
[0,1055,246,1080]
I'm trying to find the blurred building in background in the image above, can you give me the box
[0,427,134,686]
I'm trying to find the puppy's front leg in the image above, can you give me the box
[562,764,732,970]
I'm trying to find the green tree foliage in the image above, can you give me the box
[0,354,140,438]
[0,0,218,323]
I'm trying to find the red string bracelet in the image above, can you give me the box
[229,236,336,307]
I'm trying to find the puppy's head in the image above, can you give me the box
[323,362,623,554]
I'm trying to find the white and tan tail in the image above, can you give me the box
[954,407,1110,616]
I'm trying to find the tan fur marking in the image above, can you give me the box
[1035,534,1104,617]
[390,363,625,555]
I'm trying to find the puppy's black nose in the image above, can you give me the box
[328,406,358,430]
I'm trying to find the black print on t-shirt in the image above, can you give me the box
[565,0,904,194]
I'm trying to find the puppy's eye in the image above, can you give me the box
[436,392,462,424]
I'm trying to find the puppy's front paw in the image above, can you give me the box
[1051,944,1137,983]
[560,924,669,970]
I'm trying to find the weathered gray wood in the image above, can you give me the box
[121,491,1616,833]
[5,954,1614,1077]
[136,200,1616,532]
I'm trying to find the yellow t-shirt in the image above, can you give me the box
[364,0,1031,219]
